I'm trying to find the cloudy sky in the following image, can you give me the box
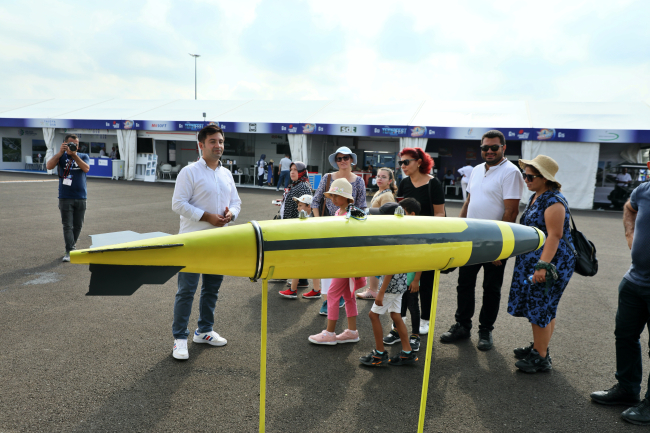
[1,0,649,103]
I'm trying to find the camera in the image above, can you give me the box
[67,143,78,152]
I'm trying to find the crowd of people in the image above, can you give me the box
[160,124,650,425]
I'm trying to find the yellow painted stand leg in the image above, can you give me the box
[259,278,268,433]
[417,269,441,433]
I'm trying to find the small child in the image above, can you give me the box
[279,194,320,299]
[381,197,423,353]
[309,178,366,345]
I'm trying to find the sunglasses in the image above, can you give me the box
[336,155,351,162]
[398,159,417,166]
[522,172,543,182]
[480,145,503,152]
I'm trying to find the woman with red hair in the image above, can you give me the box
[395,147,445,335]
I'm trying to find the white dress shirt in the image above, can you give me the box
[458,165,473,182]
[172,158,242,234]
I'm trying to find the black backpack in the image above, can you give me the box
[555,196,598,277]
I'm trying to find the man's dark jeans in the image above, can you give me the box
[454,260,508,331]
[58,199,86,253]
[615,277,650,399]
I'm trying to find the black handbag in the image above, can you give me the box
[555,195,598,277]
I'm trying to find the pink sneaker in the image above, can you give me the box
[356,288,377,300]
[308,330,337,345]
[336,329,359,344]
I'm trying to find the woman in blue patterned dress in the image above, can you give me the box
[507,155,576,373]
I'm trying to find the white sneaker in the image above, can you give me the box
[62,253,70,262]
[419,319,430,335]
[173,339,189,360]
[193,329,227,346]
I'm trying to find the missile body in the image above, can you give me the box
[71,215,544,295]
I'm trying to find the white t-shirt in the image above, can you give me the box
[458,165,473,182]
[466,158,525,220]
[279,157,292,171]
[616,173,632,186]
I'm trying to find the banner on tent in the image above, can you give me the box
[1,117,649,143]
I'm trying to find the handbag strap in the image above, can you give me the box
[320,174,331,216]
[553,194,577,256]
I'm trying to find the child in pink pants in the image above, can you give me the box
[308,178,367,345]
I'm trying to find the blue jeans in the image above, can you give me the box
[172,272,224,339]
[277,170,290,190]
[615,277,650,398]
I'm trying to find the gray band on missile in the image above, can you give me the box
[263,220,531,266]
[250,220,265,282]
[509,224,542,257]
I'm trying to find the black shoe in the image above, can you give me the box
[515,349,552,373]
[622,399,650,425]
[440,323,470,343]
[591,383,640,406]
[477,329,493,351]
[383,329,400,345]
[514,343,552,363]
[359,349,389,366]
[388,350,418,366]
[409,334,421,352]
[514,342,534,359]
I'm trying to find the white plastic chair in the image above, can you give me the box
[170,165,181,178]
[25,156,35,170]
[160,164,172,179]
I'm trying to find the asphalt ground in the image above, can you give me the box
[0,171,648,433]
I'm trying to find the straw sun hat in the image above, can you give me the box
[324,178,354,202]
[518,155,561,189]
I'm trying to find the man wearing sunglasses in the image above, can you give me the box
[440,130,525,351]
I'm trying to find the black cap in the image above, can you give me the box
[368,202,400,215]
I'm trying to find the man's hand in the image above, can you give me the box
[224,207,233,224]
[203,207,232,227]
[492,260,503,266]
[409,280,419,293]
[59,143,69,156]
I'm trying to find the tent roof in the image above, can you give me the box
[0,98,649,130]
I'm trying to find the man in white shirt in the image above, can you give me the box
[440,130,525,351]
[458,164,474,201]
[277,153,292,191]
[170,125,242,360]
[616,168,633,187]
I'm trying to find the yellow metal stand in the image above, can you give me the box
[259,275,270,433]
[417,269,441,433]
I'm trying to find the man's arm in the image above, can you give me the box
[74,153,90,173]
[501,199,520,223]
[623,199,638,249]
[46,144,67,170]
[459,193,470,218]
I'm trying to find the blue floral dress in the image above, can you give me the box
[507,191,576,327]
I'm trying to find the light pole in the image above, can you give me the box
[189,53,200,100]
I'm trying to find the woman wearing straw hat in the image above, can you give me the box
[507,155,576,373]
[311,146,368,316]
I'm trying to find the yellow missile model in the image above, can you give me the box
[71,213,544,296]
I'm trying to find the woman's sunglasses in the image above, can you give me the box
[522,172,543,182]
[480,145,503,152]
[336,155,351,162]
[398,159,417,166]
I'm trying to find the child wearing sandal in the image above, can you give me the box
[308,179,366,345]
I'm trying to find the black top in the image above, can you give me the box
[396,176,445,216]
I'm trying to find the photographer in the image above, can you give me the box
[46,134,90,262]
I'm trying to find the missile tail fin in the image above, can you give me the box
[87,264,184,296]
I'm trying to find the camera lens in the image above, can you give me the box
[68,143,77,152]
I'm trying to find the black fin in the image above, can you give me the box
[86,264,184,296]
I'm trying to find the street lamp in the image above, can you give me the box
[188,53,200,100]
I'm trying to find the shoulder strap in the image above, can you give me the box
[553,194,577,255]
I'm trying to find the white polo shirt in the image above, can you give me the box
[172,158,242,234]
[466,158,524,221]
